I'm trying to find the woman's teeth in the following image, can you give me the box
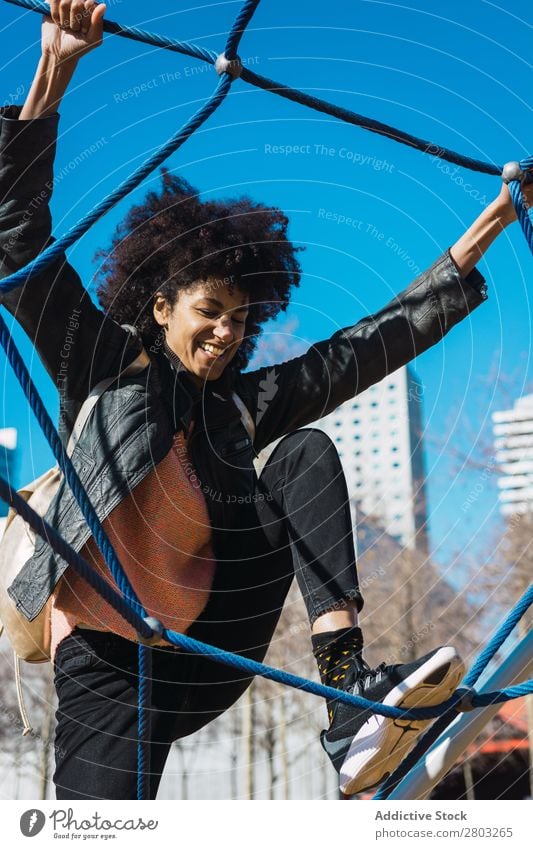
[199,342,226,358]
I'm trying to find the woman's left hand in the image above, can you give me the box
[494,175,533,227]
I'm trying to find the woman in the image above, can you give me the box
[1,2,529,799]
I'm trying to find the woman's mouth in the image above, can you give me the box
[197,341,228,361]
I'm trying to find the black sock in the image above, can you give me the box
[312,626,364,690]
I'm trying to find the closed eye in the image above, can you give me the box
[198,309,246,325]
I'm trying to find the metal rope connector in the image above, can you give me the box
[136,616,165,646]
[215,52,243,79]
[455,686,477,712]
[501,161,525,184]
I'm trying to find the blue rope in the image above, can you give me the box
[0,312,157,796]
[3,454,530,723]
[0,74,231,293]
[508,156,533,254]
[463,583,533,688]
[372,710,459,800]
[224,0,261,60]
[239,67,503,177]
[5,0,218,64]
[373,581,533,799]
[6,0,533,263]
[1,0,532,801]
[2,456,531,728]
[0,0,259,802]
[473,682,533,706]
[137,644,153,800]
[0,0,507,178]
[0,314,143,616]
[0,474,153,636]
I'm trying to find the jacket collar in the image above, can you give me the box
[160,341,237,432]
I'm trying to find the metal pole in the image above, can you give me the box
[388,630,533,799]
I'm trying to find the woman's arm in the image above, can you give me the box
[450,181,533,277]
[20,0,105,120]
[1,1,141,430]
[242,180,533,450]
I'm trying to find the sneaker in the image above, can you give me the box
[320,645,465,795]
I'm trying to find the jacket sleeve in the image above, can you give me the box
[0,106,141,425]
[239,250,488,452]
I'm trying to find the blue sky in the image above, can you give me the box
[1,0,533,574]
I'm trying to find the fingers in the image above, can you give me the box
[69,0,85,32]
[91,0,107,29]
[58,1,71,28]
[81,0,96,35]
[48,1,60,24]
[47,0,104,35]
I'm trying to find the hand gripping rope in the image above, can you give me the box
[1,0,532,800]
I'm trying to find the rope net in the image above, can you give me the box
[1,0,532,801]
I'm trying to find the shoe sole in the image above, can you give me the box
[339,646,465,796]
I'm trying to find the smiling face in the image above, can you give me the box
[153,280,250,386]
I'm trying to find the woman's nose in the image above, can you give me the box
[214,317,234,342]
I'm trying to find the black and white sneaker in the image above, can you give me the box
[320,645,465,795]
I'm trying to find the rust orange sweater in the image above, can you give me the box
[51,432,215,659]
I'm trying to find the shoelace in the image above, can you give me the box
[352,660,388,695]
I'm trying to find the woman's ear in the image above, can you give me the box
[153,293,170,330]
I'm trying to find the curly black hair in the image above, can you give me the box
[95,169,303,371]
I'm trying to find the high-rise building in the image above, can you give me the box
[0,427,17,520]
[493,394,533,516]
[313,365,428,551]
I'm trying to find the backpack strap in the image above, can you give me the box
[232,391,255,442]
[14,652,32,735]
[67,348,150,456]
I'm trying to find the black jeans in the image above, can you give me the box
[53,428,363,799]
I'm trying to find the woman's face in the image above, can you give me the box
[153,280,249,385]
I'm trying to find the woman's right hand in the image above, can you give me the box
[42,1,106,64]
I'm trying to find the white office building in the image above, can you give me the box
[493,394,533,516]
[0,427,17,522]
[313,365,428,551]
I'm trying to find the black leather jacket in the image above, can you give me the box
[0,106,487,622]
